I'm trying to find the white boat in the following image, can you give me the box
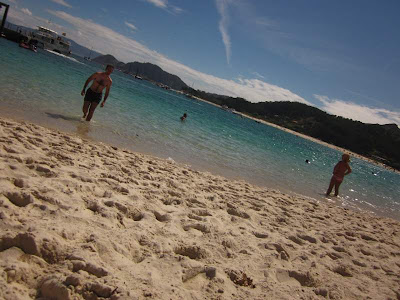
[29,26,71,56]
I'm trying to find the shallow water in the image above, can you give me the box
[1,38,399,220]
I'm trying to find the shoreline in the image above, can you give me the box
[1,116,399,299]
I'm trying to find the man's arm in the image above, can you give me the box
[101,80,112,107]
[81,73,97,96]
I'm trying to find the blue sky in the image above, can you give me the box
[4,0,400,125]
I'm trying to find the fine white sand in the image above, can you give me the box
[1,117,399,300]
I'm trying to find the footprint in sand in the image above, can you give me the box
[153,211,171,222]
[227,207,250,219]
[174,245,208,260]
[5,191,34,207]
[183,223,211,234]
[275,269,317,287]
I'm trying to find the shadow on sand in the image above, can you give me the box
[45,112,92,138]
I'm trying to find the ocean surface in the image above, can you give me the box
[1,38,399,220]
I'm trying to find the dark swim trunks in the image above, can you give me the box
[84,88,102,104]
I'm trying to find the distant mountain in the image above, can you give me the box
[67,39,102,59]
[92,54,188,90]
[91,54,125,69]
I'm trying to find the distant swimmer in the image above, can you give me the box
[326,153,352,197]
[81,64,114,121]
[180,113,187,121]
[305,159,310,164]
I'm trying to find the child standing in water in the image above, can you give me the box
[326,153,352,197]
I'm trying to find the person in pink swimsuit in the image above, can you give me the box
[326,154,352,196]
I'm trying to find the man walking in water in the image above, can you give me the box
[81,64,114,121]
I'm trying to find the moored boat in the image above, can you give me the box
[19,41,37,52]
[28,26,71,56]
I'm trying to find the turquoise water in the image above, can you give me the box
[1,38,399,219]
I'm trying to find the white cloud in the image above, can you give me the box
[7,6,62,30]
[144,0,183,14]
[47,10,157,62]
[171,6,183,14]
[124,21,137,31]
[21,8,32,16]
[216,0,231,65]
[254,17,278,29]
[50,0,72,8]
[146,0,167,9]
[315,95,400,126]
[251,72,265,79]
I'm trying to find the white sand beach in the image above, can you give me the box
[1,116,400,300]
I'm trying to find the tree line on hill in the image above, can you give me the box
[182,87,400,171]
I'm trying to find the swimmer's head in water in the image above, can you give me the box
[342,153,350,162]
